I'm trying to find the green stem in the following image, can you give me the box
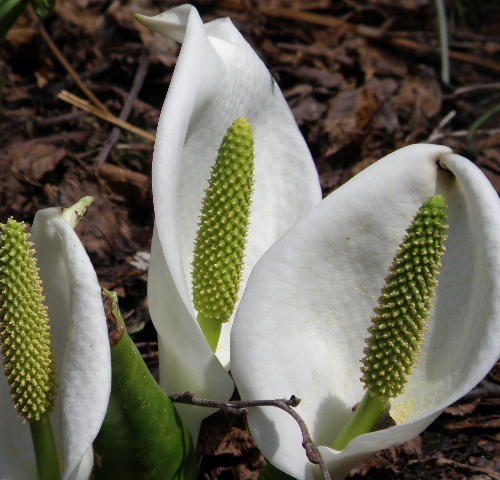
[331,391,388,451]
[30,420,61,480]
[197,312,222,352]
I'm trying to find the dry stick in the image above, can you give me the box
[96,47,152,169]
[37,111,87,127]
[427,127,500,143]
[408,457,500,480]
[217,1,500,74]
[461,379,500,401]
[57,90,156,142]
[27,5,110,114]
[29,5,154,144]
[169,392,332,480]
[386,37,500,75]
[453,82,500,96]
[426,110,456,142]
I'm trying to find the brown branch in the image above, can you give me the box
[28,5,110,113]
[57,90,156,142]
[217,0,500,74]
[386,37,500,74]
[96,47,152,169]
[169,392,332,480]
[29,5,155,145]
[409,457,500,480]
[461,379,500,401]
[427,127,500,143]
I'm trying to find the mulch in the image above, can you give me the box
[1,0,500,478]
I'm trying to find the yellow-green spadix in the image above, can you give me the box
[362,194,448,400]
[0,218,56,422]
[331,194,448,451]
[192,117,254,351]
[231,144,500,480]
[0,202,110,480]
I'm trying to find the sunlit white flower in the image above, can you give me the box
[232,145,500,480]
[136,5,321,437]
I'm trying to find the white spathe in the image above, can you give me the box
[231,144,500,480]
[137,5,321,437]
[0,207,111,480]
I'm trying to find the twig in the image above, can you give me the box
[58,90,156,142]
[426,110,456,142]
[386,37,500,74]
[169,392,332,480]
[461,379,500,401]
[29,4,155,145]
[37,111,87,127]
[28,5,110,113]
[427,127,500,143]
[217,1,500,74]
[408,457,500,480]
[452,83,500,96]
[96,47,152,169]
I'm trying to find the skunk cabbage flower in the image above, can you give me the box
[0,207,111,480]
[136,5,321,436]
[231,145,500,480]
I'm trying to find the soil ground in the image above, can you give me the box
[1,0,500,479]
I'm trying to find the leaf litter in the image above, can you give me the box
[1,0,500,478]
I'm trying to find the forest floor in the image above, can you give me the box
[1,0,500,479]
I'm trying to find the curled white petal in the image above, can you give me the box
[143,5,321,437]
[231,145,500,479]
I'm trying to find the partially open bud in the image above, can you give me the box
[0,218,56,422]
[61,196,94,228]
[192,117,254,350]
[361,194,448,399]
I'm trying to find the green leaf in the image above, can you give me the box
[0,0,29,44]
[93,290,196,480]
[32,0,55,17]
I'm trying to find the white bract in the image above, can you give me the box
[136,5,321,437]
[0,207,111,480]
[231,145,500,480]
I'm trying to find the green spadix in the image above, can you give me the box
[0,218,56,422]
[332,194,448,451]
[0,218,60,480]
[192,117,254,351]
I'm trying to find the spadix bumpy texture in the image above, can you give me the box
[362,195,448,400]
[0,218,56,422]
[192,117,254,323]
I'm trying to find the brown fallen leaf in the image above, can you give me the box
[11,143,67,184]
[443,414,500,430]
[445,397,481,417]
[355,87,379,131]
[394,76,442,119]
[99,163,151,206]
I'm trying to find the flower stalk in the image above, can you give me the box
[29,421,61,480]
